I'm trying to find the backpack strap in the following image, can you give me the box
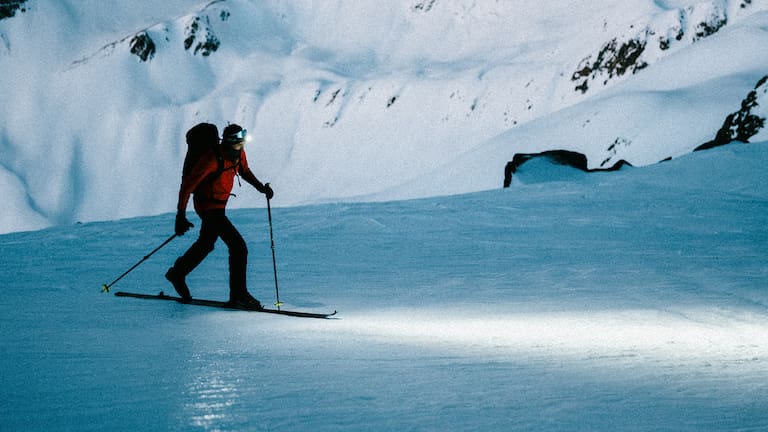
[214,147,224,178]
[199,147,240,187]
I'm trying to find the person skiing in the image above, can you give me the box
[165,123,274,308]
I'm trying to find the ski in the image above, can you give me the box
[114,291,337,319]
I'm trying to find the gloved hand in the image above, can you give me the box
[263,183,274,200]
[175,213,194,236]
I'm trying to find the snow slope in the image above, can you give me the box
[1,143,767,431]
[1,0,767,233]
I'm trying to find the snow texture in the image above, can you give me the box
[1,143,767,431]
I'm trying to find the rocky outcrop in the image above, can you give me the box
[183,15,220,57]
[572,2,730,94]
[129,31,156,62]
[505,74,767,187]
[126,6,223,62]
[573,38,648,94]
[0,0,28,20]
[696,75,768,151]
[503,150,631,187]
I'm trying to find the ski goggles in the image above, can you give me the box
[225,129,249,143]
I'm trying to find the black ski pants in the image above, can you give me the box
[172,209,248,297]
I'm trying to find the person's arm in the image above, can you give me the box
[239,151,274,199]
[174,155,217,235]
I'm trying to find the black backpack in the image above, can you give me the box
[183,122,223,178]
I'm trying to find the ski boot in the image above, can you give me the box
[228,291,263,310]
[165,267,192,303]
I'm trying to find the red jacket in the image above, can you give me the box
[177,148,265,214]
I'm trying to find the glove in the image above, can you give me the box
[175,213,194,236]
[263,183,274,200]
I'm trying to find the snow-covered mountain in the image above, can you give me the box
[1,0,767,234]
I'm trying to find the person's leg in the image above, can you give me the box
[215,213,248,297]
[166,211,220,300]
[216,213,261,308]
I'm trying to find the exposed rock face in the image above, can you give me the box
[503,150,631,187]
[126,9,222,62]
[696,75,768,151]
[0,0,28,20]
[573,38,649,94]
[572,2,730,94]
[183,15,220,57]
[129,32,156,62]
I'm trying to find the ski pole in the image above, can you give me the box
[266,189,283,310]
[101,234,177,293]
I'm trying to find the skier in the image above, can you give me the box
[165,123,274,308]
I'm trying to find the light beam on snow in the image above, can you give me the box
[329,308,768,369]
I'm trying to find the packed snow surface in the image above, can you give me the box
[1,144,767,431]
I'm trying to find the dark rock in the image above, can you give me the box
[184,16,220,56]
[129,32,156,62]
[504,150,631,187]
[695,75,767,151]
[0,0,27,20]
[572,37,648,94]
